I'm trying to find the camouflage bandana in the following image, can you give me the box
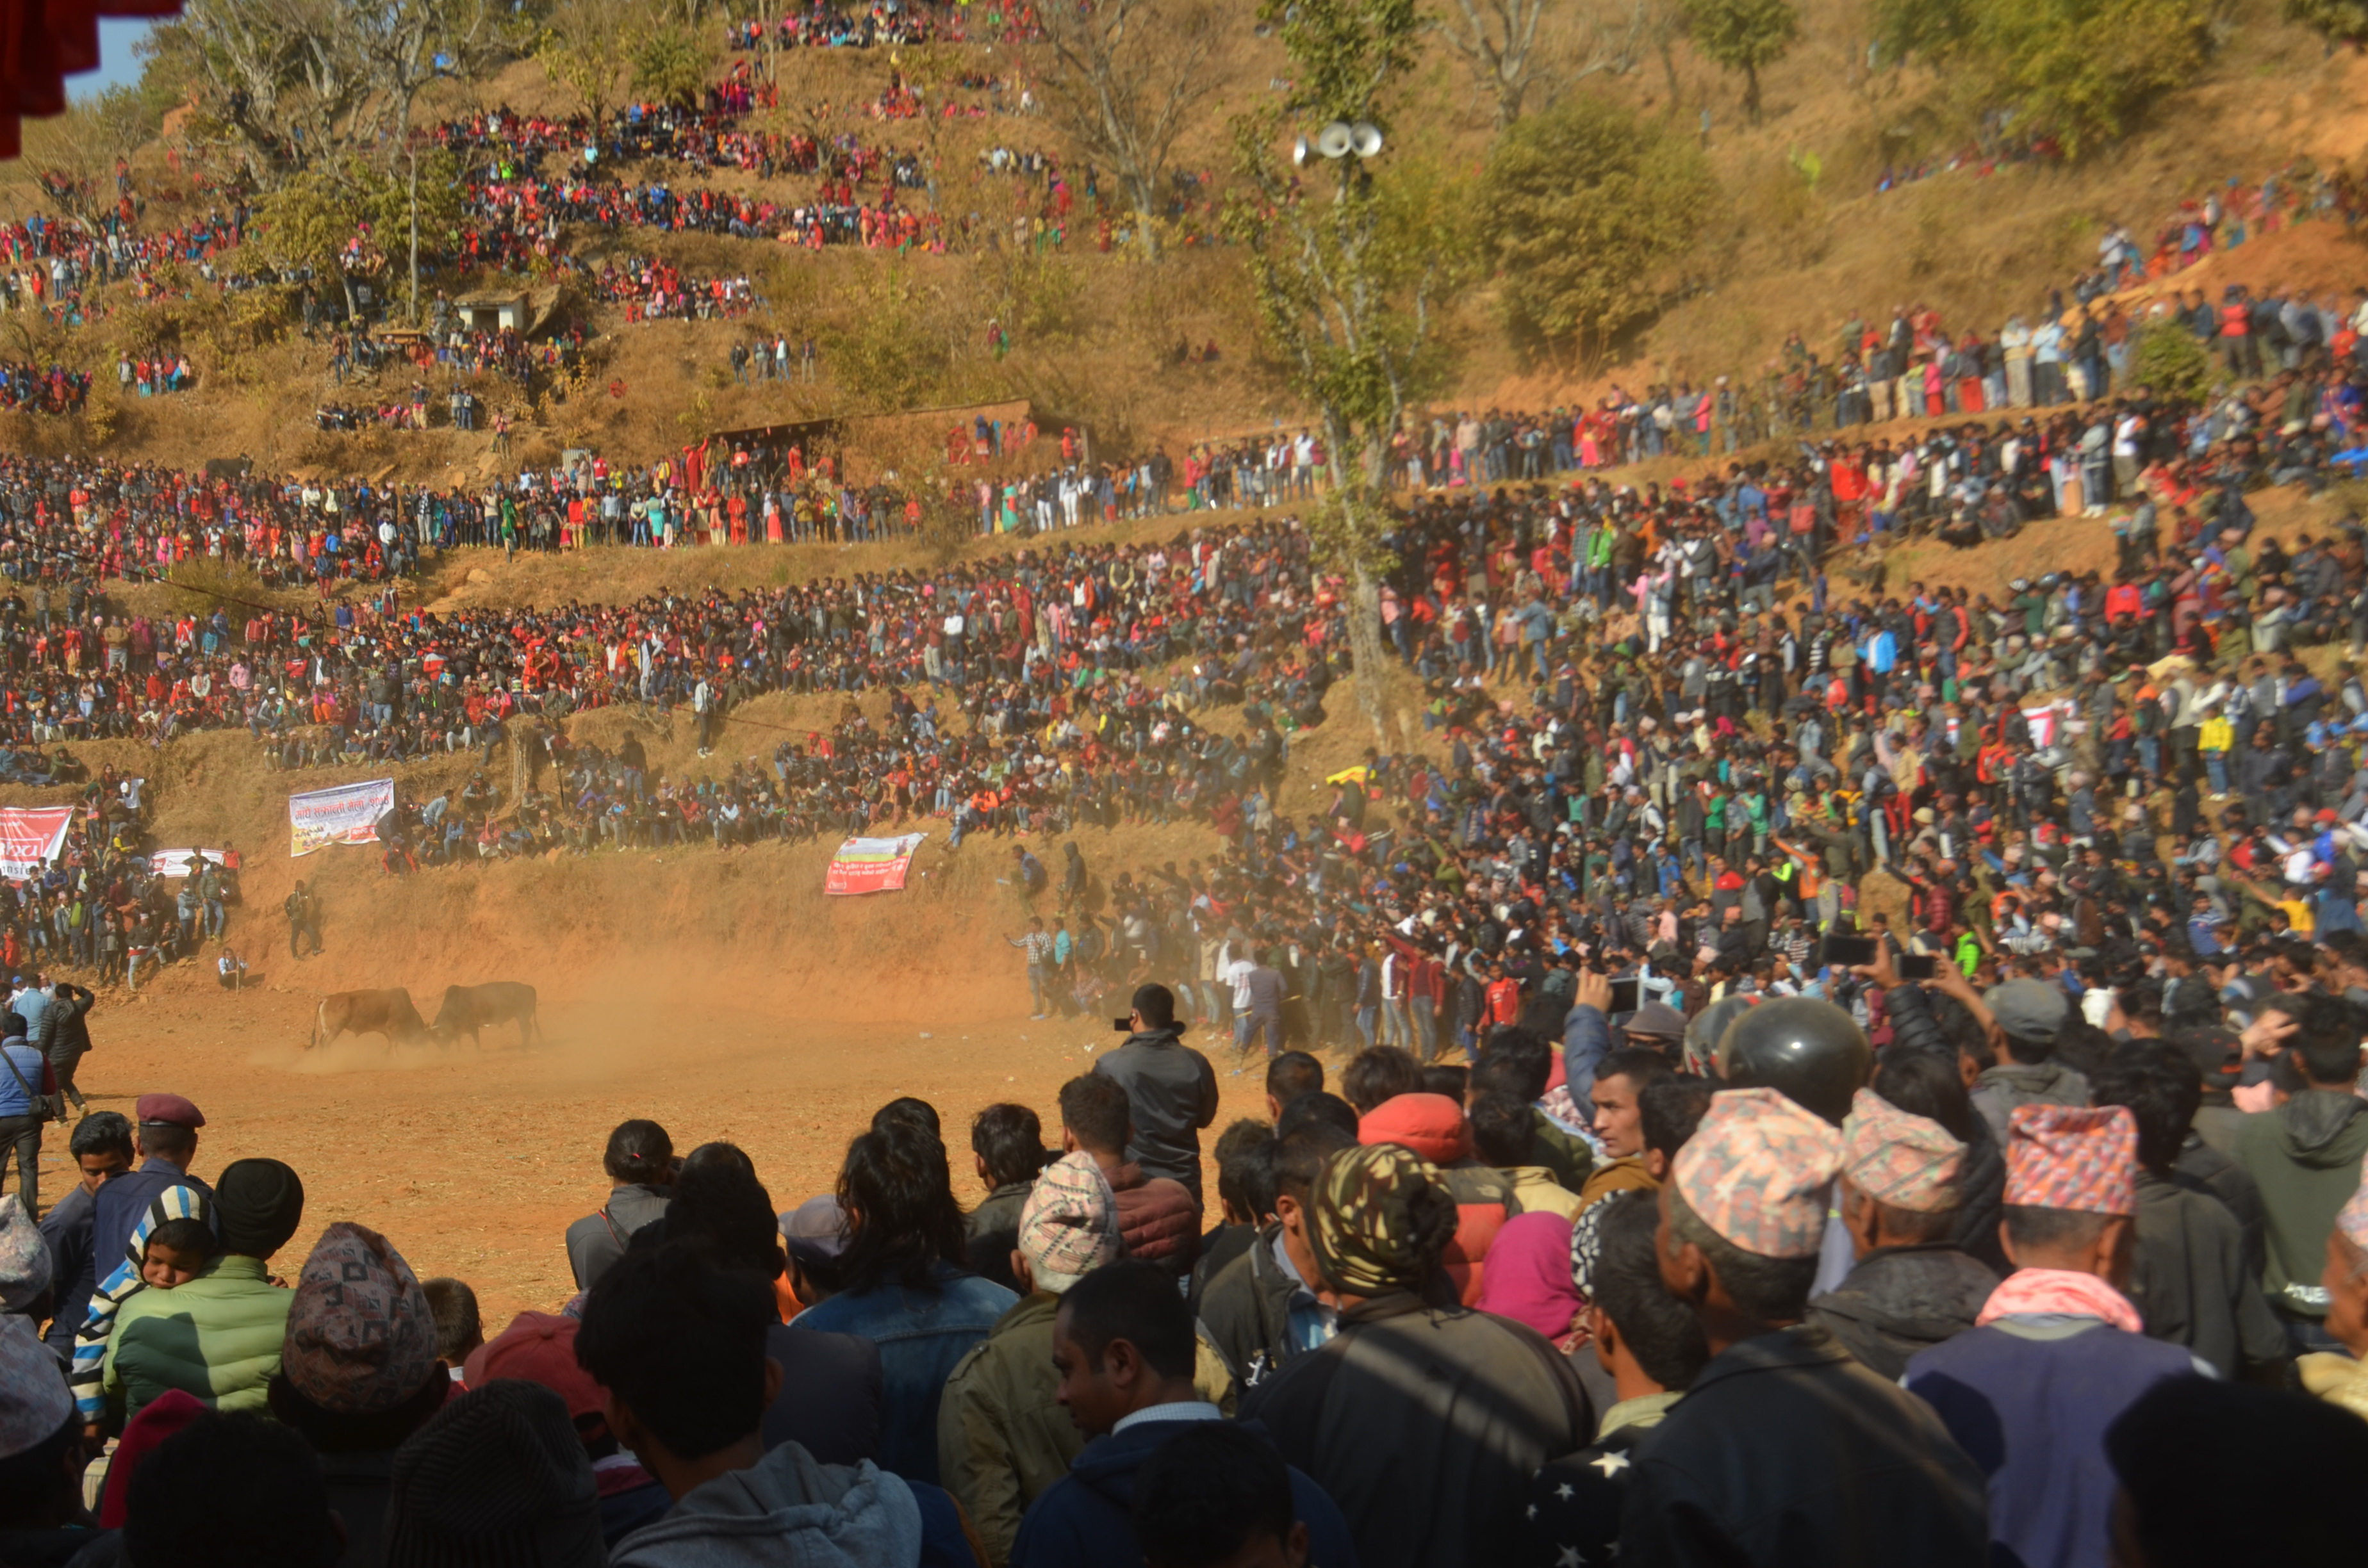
[1308,1142,1456,1297]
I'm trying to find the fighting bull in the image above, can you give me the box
[311,988,429,1050]
[431,981,541,1049]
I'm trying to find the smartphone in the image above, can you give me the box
[1820,933,1878,968]
[1608,977,1641,1015]
[1897,953,1939,981]
[1112,1017,1135,1033]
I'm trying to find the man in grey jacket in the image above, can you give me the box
[1093,984,1217,1211]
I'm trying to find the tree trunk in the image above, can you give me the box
[1347,555,1388,741]
[1659,41,1681,111]
[1745,63,1762,125]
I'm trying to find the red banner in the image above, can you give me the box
[825,833,926,896]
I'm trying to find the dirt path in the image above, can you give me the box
[13,981,1276,1327]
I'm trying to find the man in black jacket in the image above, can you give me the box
[1195,1121,1352,1393]
[1622,1088,1989,1568]
[1092,984,1217,1209]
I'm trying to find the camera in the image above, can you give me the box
[1112,1016,1135,1032]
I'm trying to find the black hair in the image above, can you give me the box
[971,1103,1051,1191]
[1265,1050,1324,1106]
[1468,1092,1536,1168]
[1271,1122,1356,1205]
[1421,1063,1472,1101]
[267,1362,450,1455]
[1871,1049,1977,1143]
[0,1414,77,1528]
[659,1150,787,1281]
[1130,983,1178,1030]
[420,1278,481,1365]
[1340,1047,1423,1114]
[2105,1375,2368,1568]
[2290,992,2365,1086]
[1057,1259,1197,1381]
[1591,1191,1711,1392]
[870,1097,944,1142]
[1218,1135,1279,1225]
[2002,1204,2112,1254]
[121,1412,341,1568]
[835,1119,969,1294]
[575,1240,771,1462]
[1133,1423,1297,1568]
[1639,1074,1716,1163]
[2051,1016,2114,1081]
[140,1121,197,1164]
[602,1120,673,1184]
[1273,1091,1360,1141]
[1594,1047,1675,1099]
[68,1109,133,1163]
[1668,1186,1820,1324]
[145,1216,219,1268]
[2091,1040,2202,1176]
[1058,1072,1133,1156]
[1476,1024,1554,1100]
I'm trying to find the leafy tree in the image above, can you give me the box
[1035,0,1217,257]
[1480,94,1718,363]
[252,162,375,320]
[632,25,709,109]
[2286,0,2368,46]
[2127,317,2215,404]
[1226,0,1474,735]
[1973,0,2207,156]
[1680,0,1798,123]
[540,0,640,136]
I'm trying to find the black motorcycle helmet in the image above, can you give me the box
[1714,996,1871,1127]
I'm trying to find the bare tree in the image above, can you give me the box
[539,0,641,138]
[1035,0,1217,259]
[1433,0,1654,129]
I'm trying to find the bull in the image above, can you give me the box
[312,988,429,1050]
[432,981,541,1049]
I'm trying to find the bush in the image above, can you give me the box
[1976,0,2208,157]
[2287,0,2368,46]
[2126,317,2216,404]
[1477,94,1719,365]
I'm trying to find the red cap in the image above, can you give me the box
[463,1311,605,1419]
[135,1093,205,1129]
[2317,809,2339,824]
[99,1390,208,1528]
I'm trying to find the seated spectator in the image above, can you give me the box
[120,1408,343,1568]
[384,1380,605,1567]
[1520,1190,1710,1568]
[1241,1141,1592,1568]
[1907,1106,2205,1568]
[1057,1073,1199,1275]
[1010,1260,1355,1568]
[652,1145,882,1464]
[1626,1088,1989,1566]
[1470,1092,1581,1220]
[105,1157,306,1424]
[2093,1041,2287,1382]
[789,1118,1017,1484]
[940,1151,1128,1564]
[575,1240,980,1567]
[565,1119,674,1294]
[267,1223,453,1568]
[964,1104,1051,1294]
[2105,1374,2368,1567]
[1196,1122,1354,1391]
[472,1306,669,1544]
[421,1277,482,1382]
[1805,1087,1995,1380]
[0,1315,101,1567]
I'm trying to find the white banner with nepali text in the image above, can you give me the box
[825,832,928,896]
[149,849,243,878]
[0,806,74,882]
[288,779,395,858]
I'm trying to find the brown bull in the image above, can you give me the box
[432,981,541,1049]
[312,988,429,1050]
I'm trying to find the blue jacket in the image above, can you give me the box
[791,1262,1017,1486]
[1906,1317,2202,1568]
[1559,1003,1611,1125]
[1010,1416,1358,1568]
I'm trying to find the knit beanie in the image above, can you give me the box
[214,1158,308,1258]
[384,1380,606,1568]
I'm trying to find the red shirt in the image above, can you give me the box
[1485,978,1523,1026]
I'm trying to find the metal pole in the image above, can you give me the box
[407,149,420,327]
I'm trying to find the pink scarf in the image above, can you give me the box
[1976,1268,2142,1334]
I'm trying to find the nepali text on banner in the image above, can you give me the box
[289,779,397,858]
[0,806,74,882]
[825,832,928,896]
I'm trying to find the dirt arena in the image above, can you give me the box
[30,974,1274,1324]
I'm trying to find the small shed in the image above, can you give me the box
[454,290,532,333]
